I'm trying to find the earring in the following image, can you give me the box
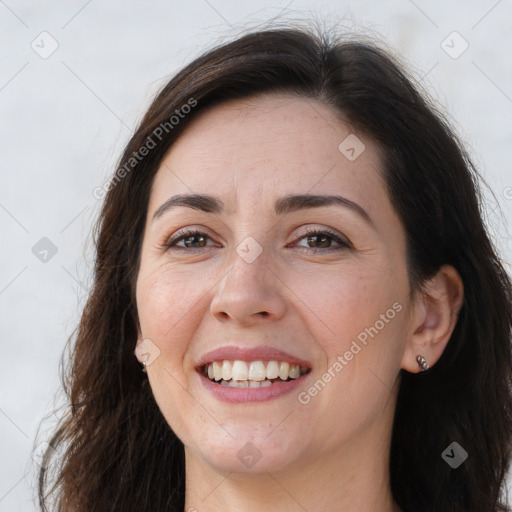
[416,355,430,372]
[141,361,147,374]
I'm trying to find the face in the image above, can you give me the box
[135,93,413,475]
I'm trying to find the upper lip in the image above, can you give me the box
[196,345,312,369]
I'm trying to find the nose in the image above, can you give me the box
[209,249,288,326]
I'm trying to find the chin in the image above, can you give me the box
[191,429,303,474]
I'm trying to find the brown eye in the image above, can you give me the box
[306,233,331,248]
[294,228,351,252]
[165,230,214,250]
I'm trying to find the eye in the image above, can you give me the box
[164,229,217,250]
[292,227,351,252]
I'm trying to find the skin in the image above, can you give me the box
[135,93,464,512]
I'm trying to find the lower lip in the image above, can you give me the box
[197,371,310,403]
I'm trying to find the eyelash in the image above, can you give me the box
[164,227,351,253]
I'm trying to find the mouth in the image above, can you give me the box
[199,360,311,388]
[195,345,313,402]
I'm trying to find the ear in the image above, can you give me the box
[401,264,464,373]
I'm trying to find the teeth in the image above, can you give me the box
[279,362,290,380]
[289,364,300,379]
[231,360,249,380]
[204,360,308,383]
[228,379,248,388]
[221,360,232,380]
[213,361,222,381]
[222,379,271,388]
[266,360,279,379]
[248,361,266,381]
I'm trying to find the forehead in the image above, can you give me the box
[148,93,387,218]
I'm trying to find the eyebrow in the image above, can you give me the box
[152,193,375,229]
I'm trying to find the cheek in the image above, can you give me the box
[136,268,205,441]
[136,266,203,372]
[306,292,406,442]
[303,260,408,399]
[302,263,402,349]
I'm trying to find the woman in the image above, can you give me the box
[37,24,512,512]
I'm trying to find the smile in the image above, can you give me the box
[195,345,313,402]
[202,360,310,387]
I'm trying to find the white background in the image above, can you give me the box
[1,1,511,510]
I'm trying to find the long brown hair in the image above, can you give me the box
[37,24,512,512]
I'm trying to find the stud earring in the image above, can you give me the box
[416,355,430,372]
